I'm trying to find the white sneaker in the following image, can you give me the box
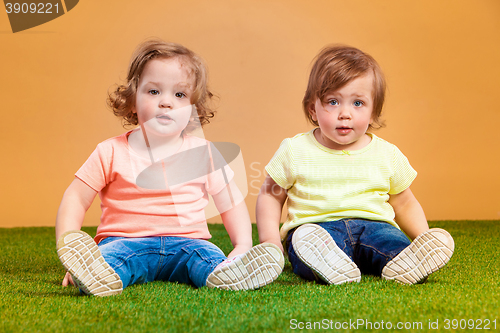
[292,223,361,285]
[57,230,123,296]
[382,228,454,284]
[206,243,284,290]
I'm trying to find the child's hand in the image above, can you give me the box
[61,272,75,287]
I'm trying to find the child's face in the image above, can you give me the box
[309,73,374,151]
[134,57,194,138]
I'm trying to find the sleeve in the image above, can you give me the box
[388,145,417,195]
[75,144,111,192]
[264,138,295,190]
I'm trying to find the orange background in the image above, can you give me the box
[1,0,499,228]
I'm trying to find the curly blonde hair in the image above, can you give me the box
[108,39,215,130]
[302,45,386,130]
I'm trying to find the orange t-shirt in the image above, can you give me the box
[75,131,234,244]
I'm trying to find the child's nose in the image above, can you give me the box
[338,106,352,119]
[159,96,173,109]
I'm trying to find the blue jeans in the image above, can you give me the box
[97,236,227,289]
[286,219,411,282]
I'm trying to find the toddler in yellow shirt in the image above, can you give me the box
[256,45,454,284]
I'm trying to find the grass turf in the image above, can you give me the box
[0,221,499,332]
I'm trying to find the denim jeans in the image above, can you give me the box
[97,236,227,289]
[286,219,411,282]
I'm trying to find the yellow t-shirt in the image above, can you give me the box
[265,130,417,241]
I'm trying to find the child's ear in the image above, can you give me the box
[308,103,318,121]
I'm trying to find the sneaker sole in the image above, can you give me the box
[206,243,284,290]
[57,230,123,296]
[381,228,454,284]
[292,224,361,285]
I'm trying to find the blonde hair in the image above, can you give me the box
[108,39,215,130]
[302,45,386,129]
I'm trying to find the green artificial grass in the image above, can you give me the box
[1,221,499,332]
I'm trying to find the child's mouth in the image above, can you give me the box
[336,127,352,134]
[156,114,173,124]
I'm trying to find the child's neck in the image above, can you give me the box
[313,128,372,152]
[128,128,185,162]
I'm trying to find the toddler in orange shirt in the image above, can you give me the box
[56,39,283,296]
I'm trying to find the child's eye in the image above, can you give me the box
[175,92,186,98]
[353,100,364,107]
[328,99,339,106]
[149,89,160,95]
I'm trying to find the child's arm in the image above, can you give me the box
[388,187,429,240]
[212,179,253,258]
[56,178,98,286]
[256,174,287,253]
[56,178,98,240]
